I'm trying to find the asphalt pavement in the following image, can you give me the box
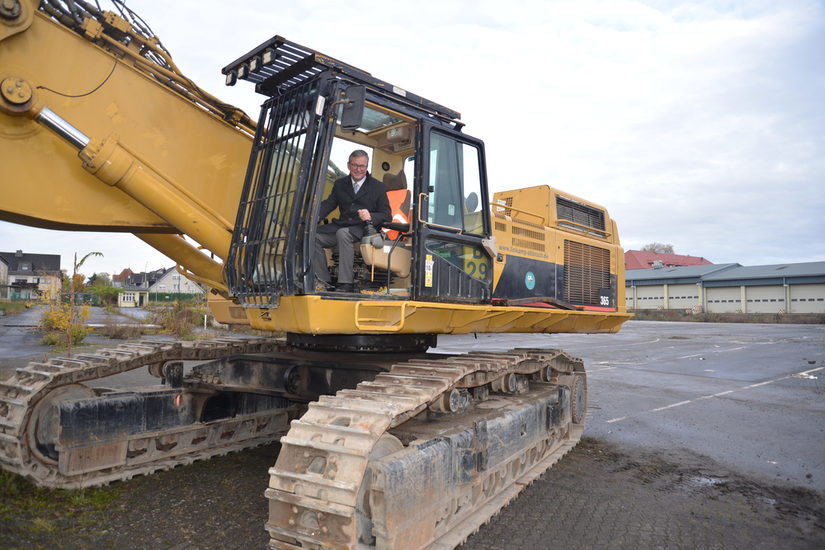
[0,305,157,374]
[1,314,823,548]
[436,322,825,491]
[0,304,152,331]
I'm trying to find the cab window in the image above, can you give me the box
[426,132,485,235]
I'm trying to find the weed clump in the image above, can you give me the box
[39,303,90,348]
[100,316,145,340]
[148,299,207,339]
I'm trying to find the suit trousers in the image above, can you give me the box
[314,227,358,284]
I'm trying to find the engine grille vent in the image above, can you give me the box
[564,240,610,306]
[512,226,545,240]
[557,196,605,232]
[513,238,546,253]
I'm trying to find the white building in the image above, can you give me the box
[0,250,62,301]
[626,261,825,314]
[118,267,205,307]
[0,255,8,300]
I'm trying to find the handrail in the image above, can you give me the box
[417,192,463,233]
[489,202,546,225]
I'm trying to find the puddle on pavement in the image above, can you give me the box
[687,475,726,487]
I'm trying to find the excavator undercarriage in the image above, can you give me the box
[0,338,585,549]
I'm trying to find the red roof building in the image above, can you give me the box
[112,268,134,286]
[625,250,713,270]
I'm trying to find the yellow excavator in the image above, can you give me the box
[0,2,630,548]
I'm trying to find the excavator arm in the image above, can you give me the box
[1,0,254,292]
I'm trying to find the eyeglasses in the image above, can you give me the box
[348,162,368,169]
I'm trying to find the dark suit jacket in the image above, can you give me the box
[317,173,391,239]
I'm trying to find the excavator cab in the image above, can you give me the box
[223,37,493,309]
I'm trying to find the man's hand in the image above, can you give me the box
[357,209,371,222]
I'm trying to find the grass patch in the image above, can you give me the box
[629,309,825,324]
[98,317,146,340]
[0,469,121,520]
[29,517,58,534]
[146,300,204,339]
[0,301,27,316]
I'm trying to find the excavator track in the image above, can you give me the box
[266,348,586,550]
[1,339,586,549]
[0,338,288,488]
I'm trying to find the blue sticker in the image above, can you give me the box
[525,271,536,290]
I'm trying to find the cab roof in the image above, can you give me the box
[222,35,461,122]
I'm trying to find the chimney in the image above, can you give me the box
[15,250,23,257]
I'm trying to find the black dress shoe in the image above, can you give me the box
[314,279,333,292]
[335,283,354,292]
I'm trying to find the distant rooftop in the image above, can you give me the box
[0,250,61,274]
[626,264,739,284]
[626,261,825,286]
[625,250,713,270]
[702,261,825,281]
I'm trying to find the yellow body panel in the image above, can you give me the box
[491,186,627,314]
[207,293,253,326]
[244,296,629,334]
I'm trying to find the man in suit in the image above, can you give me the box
[313,150,391,292]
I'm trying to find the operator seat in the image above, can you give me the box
[357,169,413,281]
[381,169,411,241]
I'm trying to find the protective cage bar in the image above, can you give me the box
[227,78,323,305]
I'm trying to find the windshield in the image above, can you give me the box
[339,103,407,134]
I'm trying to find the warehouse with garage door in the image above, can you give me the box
[625,261,825,314]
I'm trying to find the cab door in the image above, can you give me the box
[412,123,493,302]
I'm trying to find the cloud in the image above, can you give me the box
[0,224,174,276]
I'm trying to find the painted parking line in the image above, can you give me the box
[588,364,618,373]
[604,366,824,424]
[650,400,693,412]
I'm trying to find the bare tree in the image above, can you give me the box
[641,242,674,254]
[66,251,102,357]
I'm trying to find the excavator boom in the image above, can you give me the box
[1,0,252,292]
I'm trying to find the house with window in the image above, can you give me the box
[0,250,62,301]
[117,266,205,307]
[112,268,134,288]
[0,255,9,300]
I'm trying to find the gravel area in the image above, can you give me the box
[2,438,823,549]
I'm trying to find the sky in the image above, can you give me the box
[1,0,823,277]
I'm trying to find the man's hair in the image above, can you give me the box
[349,150,369,162]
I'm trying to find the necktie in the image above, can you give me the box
[353,181,361,194]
